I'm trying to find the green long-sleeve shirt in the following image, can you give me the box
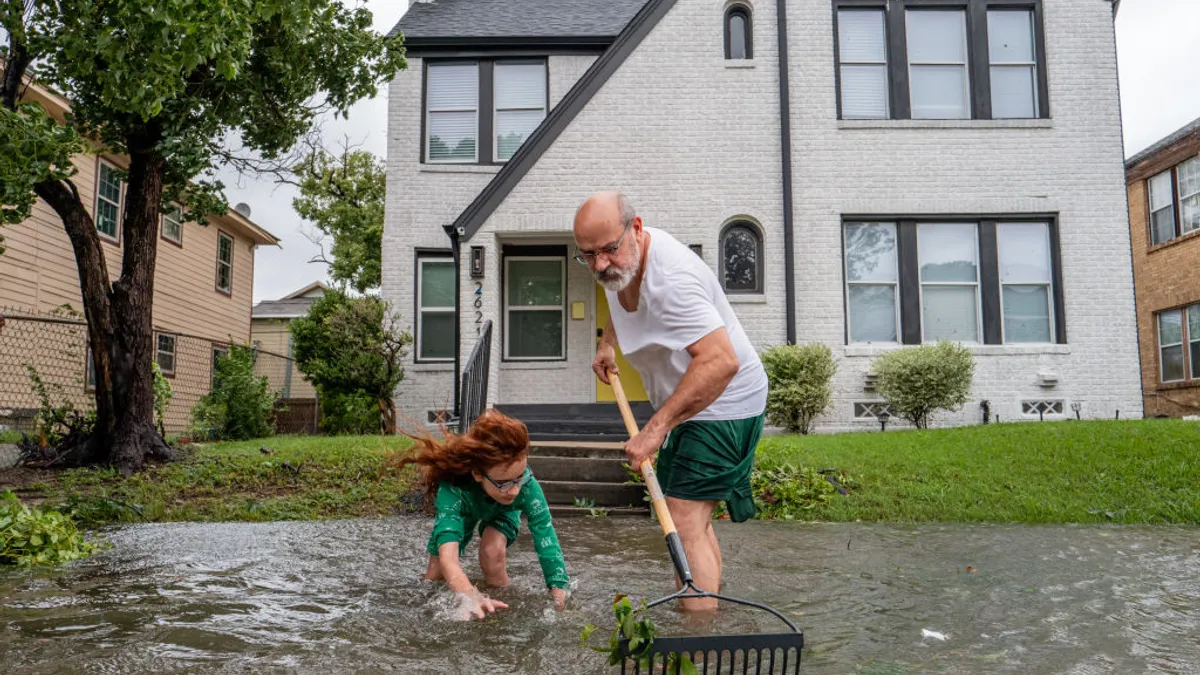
[425,474,570,590]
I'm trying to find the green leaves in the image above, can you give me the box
[190,345,279,441]
[0,490,100,567]
[579,595,696,672]
[292,149,385,293]
[761,343,837,434]
[873,341,976,429]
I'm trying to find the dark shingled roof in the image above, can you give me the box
[389,0,649,40]
[1126,116,1200,168]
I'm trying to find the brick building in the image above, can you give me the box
[1125,116,1200,418]
[382,0,1142,433]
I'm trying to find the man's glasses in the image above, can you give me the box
[574,222,630,265]
[483,467,531,492]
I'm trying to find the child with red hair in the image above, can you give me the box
[398,409,569,620]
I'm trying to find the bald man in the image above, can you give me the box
[573,191,768,612]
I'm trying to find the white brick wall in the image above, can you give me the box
[382,0,1143,430]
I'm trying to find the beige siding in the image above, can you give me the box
[250,318,317,399]
[0,152,265,434]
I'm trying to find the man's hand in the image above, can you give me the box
[550,587,567,611]
[624,422,666,472]
[457,589,509,621]
[593,341,617,385]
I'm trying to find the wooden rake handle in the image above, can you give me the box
[609,371,693,585]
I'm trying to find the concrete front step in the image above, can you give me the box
[528,455,631,483]
[549,505,650,518]
[529,441,626,459]
[538,480,647,508]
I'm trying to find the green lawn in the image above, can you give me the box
[757,419,1200,524]
[26,435,417,526]
[9,419,1200,527]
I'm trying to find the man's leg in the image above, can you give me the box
[478,526,510,588]
[666,496,719,612]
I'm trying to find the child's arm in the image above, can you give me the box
[520,479,570,606]
[437,541,509,619]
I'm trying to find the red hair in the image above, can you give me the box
[392,409,530,509]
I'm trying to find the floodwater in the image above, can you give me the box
[1,517,1198,673]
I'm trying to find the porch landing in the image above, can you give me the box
[495,402,655,442]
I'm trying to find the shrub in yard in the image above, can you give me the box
[873,341,975,429]
[1,490,99,567]
[190,345,279,441]
[318,388,380,435]
[761,343,836,434]
[750,464,854,520]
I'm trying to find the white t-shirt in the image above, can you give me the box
[605,227,768,421]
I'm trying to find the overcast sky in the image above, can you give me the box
[238,0,1200,303]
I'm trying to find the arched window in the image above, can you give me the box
[720,221,763,293]
[725,5,752,60]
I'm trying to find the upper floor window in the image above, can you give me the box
[725,5,752,60]
[1157,304,1200,383]
[425,59,547,165]
[156,333,177,376]
[216,231,233,295]
[95,162,123,242]
[843,217,1062,345]
[1148,156,1200,246]
[162,205,184,245]
[834,1,1047,120]
[720,220,763,294]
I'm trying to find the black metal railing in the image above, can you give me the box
[457,320,493,433]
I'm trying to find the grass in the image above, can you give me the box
[0,429,24,444]
[26,435,418,526]
[757,419,1200,524]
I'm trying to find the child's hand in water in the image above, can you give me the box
[457,589,509,620]
[550,587,567,611]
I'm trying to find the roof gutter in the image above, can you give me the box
[776,0,796,345]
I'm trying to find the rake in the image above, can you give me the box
[609,373,805,674]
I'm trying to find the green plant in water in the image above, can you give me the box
[581,595,697,674]
[0,490,100,566]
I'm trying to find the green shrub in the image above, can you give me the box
[761,343,836,434]
[873,341,975,429]
[0,490,99,566]
[153,361,173,436]
[190,345,279,441]
[318,388,380,435]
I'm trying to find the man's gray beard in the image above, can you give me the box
[595,242,639,292]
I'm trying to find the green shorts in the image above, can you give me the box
[425,510,521,557]
[655,413,764,522]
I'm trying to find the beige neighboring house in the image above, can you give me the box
[0,80,280,434]
[250,282,328,400]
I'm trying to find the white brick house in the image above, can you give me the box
[382,0,1142,435]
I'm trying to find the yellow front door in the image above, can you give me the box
[595,284,649,402]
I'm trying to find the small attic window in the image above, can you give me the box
[725,5,752,60]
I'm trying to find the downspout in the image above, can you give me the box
[776,0,797,345]
[443,224,462,418]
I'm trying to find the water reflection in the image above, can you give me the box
[2,518,1198,674]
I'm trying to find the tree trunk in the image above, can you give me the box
[378,396,397,436]
[33,150,174,474]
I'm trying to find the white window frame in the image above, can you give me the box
[156,333,177,376]
[216,231,234,295]
[426,62,479,164]
[503,255,566,361]
[1158,309,1185,383]
[1176,156,1200,236]
[917,223,982,344]
[986,9,1039,119]
[844,222,901,344]
[1190,304,1200,380]
[905,9,971,120]
[95,160,123,243]
[492,60,547,163]
[416,256,456,363]
[161,204,184,245]
[837,8,890,120]
[997,221,1055,344]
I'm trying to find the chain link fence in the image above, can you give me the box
[0,306,321,438]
